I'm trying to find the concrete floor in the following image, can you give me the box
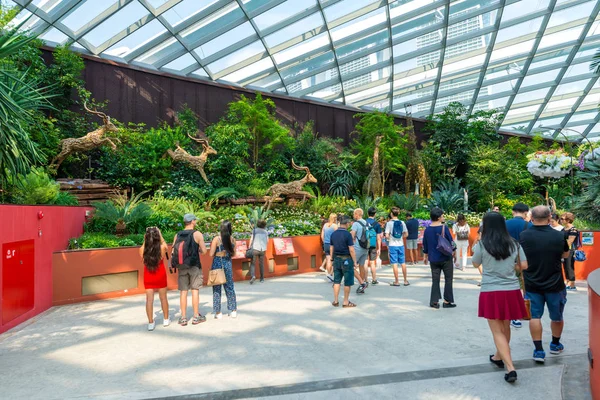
[0,263,591,400]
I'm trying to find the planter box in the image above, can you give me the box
[52,235,324,305]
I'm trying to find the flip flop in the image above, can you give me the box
[390,282,401,286]
[332,301,339,307]
[404,282,410,286]
[490,355,505,369]
[343,302,357,308]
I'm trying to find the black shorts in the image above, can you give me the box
[368,247,377,261]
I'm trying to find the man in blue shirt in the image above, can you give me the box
[330,215,359,308]
[365,207,382,285]
[505,202,531,329]
[405,212,420,265]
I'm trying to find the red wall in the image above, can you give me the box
[588,269,600,399]
[0,205,91,334]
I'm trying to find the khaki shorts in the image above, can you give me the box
[178,266,203,290]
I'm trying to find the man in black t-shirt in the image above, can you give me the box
[330,215,358,308]
[520,206,570,364]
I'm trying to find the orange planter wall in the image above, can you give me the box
[588,269,600,400]
[52,235,324,305]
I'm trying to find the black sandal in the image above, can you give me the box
[332,301,339,307]
[490,355,504,368]
[504,370,517,383]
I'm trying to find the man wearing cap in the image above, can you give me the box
[172,213,207,326]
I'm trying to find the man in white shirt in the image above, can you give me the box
[384,207,409,286]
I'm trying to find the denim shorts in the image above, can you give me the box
[368,247,377,261]
[406,239,418,250]
[525,289,567,321]
[333,256,354,286]
[323,243,331,256]
[388,246,405,265]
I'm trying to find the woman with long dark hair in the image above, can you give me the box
[209,220,238,319]
[140,227,170,331]
[561,212,579,290]
[472,212,528,383]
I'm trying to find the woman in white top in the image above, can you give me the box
[452,214,470,271]
[250,219,269,284]
[319,213,338,279]
[550,213,564,231]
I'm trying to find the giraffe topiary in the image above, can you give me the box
[363,136,383,197]
[404,105,431,198]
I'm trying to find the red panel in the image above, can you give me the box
[2,240,35,324]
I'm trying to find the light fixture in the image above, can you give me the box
[404,103,412,115]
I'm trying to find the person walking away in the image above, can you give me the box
[560,212,579,290]
[520,206,570,363]
[405,212,419,265]
[452,214,470,271]
[320,214,338,282]
[172,214,207,326]
[385,207,409,286]
[250,219,269,284]
[365,207,382,284]
[550,213,564,231]
[330,215,359,308]
[141,227,170,331]
[209,220,238,319]
[423,207,456,309]
[351,208,370,293]
[505,203,531,329]
[472,213,528,383]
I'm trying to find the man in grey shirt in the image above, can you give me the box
[250,219,269,284]
[351,208,369,294]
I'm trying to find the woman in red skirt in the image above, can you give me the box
[472,212,528,383]
[140,227,170,331]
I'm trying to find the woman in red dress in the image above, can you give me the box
[140,227,170,331]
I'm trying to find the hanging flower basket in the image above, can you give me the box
[526,150,573,179]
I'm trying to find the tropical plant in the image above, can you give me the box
[246,205,274,227]
[92,190,152,235]
[392,193,421,211]
[53,191,79,206]
[0,25,56,191]
[8,167,59,204]
[574,157,600,222]
[322,159,360,196]
[351,195,381,215]
[427,180,465,213]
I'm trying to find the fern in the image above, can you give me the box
[10,167,59,205]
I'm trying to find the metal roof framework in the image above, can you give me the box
[7,0,600,140]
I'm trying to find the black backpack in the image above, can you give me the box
[171,230,199,269]
[357,221,369,249]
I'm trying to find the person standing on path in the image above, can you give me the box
[330,215,359,308]
[141,227,170,331]
[351,208,369,293]
[209,220,237,319]
[172,214,208,326]
[384,207,409,286]
[550,213,564,231]
[249,219,269,284]
[422,207,456,309]
[520,206,570,364]
[405,212,419,265]
[472,212,528,383]
[560,212,579,291]
[452,214,470,271]
[320,213,338,282]
[365,207,382,285]
[505,203,531,329]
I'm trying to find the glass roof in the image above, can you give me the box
[7,0,600,139]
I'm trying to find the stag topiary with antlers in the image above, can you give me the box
[49,102,119,172]
[265,159,317,209]
[166,133,217,184]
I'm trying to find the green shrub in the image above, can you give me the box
[53,191,79,206]
[91,191,152,234]
[9,167,60,205]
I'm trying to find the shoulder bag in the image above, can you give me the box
[206,237,227,287]
[436,224,454,256]
[245,228,255,259]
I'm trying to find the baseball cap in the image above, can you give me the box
[183,213,197,223]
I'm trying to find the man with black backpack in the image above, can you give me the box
[171,213,208,326]
[351,208,369,294]
[384,207,409,286]
[365,207,382,285]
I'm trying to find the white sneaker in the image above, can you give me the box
[319,266,326,272]
[147,321,156,331]
[230,311,237,318]
[215,313,223,319]
[163,318,170,327]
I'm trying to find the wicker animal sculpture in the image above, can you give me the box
[404,105,432,198]
[166,133,217,184]
[50,102,119,171]
[265,159,317,208]
[363,135,383,197]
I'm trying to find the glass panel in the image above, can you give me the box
[103,19,167,58]
[146,0,171,8]
[61,0,119,33]
[391,8,442,43]
[539,27,584,50]
[346,83,389,104]
[280,51,336,83]
[447,10,496,44]
[336,29,388,61]
[287,67,337,93]
[496,17,543,45]
[135,38,184,65]
[206,41,266,73]
[304,83,342,100]
[323,0,381,23]
[389,0,445,20]
[554,78,591,96]
[273,32,330,64]
[82,1,149,48]
[162,53,196,72]
[339,49,390,77]
[542,98,575,112]
[263,12,324,48]
[438,74,479,96]
[179,3,244,48]
[568,111,598,123]
[162,0,223,28]
[344,66,391,92]
[331,7,386,44]
[480,95,511,111]
[578,91,600,106]
[250,73,283,89]
[40,27,68,44]
[394,28,443,62]
[547,1,596,28]
[441,53,486,76]
[32,0,62,14]
[501,0,549,24]
[562,61,594,79]
[529,49,570,71]
[393,69,438,90]
[444,35,487,64]
[490,39,535,63]
[513,87,550,105]
[191,68,209,77]
[253,0,317,31]
[194,22,255,59]
[520,69,560,88]
[435,90,475,110]
[504,104,541,120]
[220,57,274,83]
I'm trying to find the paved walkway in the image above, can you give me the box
[0,263,591,400]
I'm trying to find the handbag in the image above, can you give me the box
[206,268,227,286]
[245,228,255,259]
[436,224,454,256]
[574,249,587,262]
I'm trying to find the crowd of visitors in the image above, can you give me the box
[140,201,583,384]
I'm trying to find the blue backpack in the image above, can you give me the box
[391,220,404,239]
[366,220,378,247]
